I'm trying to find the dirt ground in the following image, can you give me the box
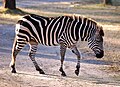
[0,0,120,87]
[0,25,120,87]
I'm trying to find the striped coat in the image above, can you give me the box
[10,14,104,76]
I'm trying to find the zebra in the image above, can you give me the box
[10,14,104,76]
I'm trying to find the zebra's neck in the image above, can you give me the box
[77,17,97,41]
[65,15,97,42]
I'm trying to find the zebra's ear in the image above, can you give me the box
[96,25,104,36]
[99,26,104,36]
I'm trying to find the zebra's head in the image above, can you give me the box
[88,25,104,58]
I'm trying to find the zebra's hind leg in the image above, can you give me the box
[10,49,19,73]
[10,37,26,73]
[29,40,45,74]
[71,46,81,76]
[59,44,67,76]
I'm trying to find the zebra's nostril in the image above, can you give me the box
[96,50,104,58]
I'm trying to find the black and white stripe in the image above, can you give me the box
[10,14,104,76]
[16,14,97,47]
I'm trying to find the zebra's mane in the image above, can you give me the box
[28,14,98,26]
[64,14,104,36]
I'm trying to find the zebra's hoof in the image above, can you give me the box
[59,67,67,76]
[61,72,67,76]
[39,70,45,74]
[11,69,17,73]
[75,70,79,76]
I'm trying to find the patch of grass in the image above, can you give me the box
[0,6,64,24]
[108,64,120,72]
[112,74,120,81]
[0,7,22,24]
[0,14,20,24]
[74,4,119,10]
[0,7,29,15]
[105,54,120,73]
[103,25,120,73]
[22,8,62,17]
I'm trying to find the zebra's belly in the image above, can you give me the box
[41,42,59,46]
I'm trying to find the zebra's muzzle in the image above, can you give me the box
[96,50,104,58]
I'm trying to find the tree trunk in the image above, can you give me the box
[103,0,112,5]
[3,0,16,9]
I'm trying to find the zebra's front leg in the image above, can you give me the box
[59,44,67,76]
[71,46,81,76]
[29,41,45,74]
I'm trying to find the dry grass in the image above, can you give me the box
[74,4,117,10]
[0,6,63,24]
[0,7,26,24]
[74,4,120,25]
[103,25,120,72]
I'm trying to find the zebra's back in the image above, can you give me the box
[16,14,71,46]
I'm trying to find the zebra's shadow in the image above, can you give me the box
[0,46,110,66]
[35,53,110,65]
